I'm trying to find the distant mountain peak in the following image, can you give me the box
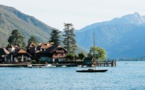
[76,12,145,58]
[122,12,141,20]
[133,12,140,16]
[111,12,145,25]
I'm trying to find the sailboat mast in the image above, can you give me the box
[92,32,96,59]
[93,33,95,47]
[92,33,97,70]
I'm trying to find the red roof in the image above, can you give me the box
[18,49,27,54]
[39,43,52,49]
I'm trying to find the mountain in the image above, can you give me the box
[0,4,53,46]
[75,12,145,59]
[0,5,87,53]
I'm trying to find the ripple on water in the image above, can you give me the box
[0,61,145,90]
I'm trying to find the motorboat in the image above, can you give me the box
[76,69,108,73]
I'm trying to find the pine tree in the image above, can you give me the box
[28,35,38,44]
[49,28,61,45]
[8,29,26,47]
[63,23,77,53]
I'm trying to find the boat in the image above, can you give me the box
[76,69,108,73]
[76,33,108,73]
[43,64,56,68]
[77,65,87,68]
[61,65,67,67]
[27,64,32,68]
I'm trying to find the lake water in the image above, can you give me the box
[0,61,145,90]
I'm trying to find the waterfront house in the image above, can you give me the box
[10,48,31,63]
[27,42,67,63]
[39,44,67,62]
[1,45,32,63]
[27,42,37,59]
[0,42,67,63]
[35,43,53,62]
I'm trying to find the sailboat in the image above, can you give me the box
[76,33,108,73]
[76,69,108,72]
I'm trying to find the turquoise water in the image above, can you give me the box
[0,61,145,90]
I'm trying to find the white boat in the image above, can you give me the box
[27,64,32,68]
[43,64,56,68]
[77,65,87,68]
[61,65,67,67]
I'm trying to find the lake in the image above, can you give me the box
[0,61,145,90]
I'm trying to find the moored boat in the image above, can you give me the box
[27,64,32,68]
[76,69,108,73]
[43,64,56,68]
[76,33,108,73]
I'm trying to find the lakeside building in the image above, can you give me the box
[0,45,31,63]
[27,42,67,63]
[0,42,67,63]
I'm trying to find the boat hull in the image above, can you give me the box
[76,69,108,73]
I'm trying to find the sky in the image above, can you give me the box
[1,0,145,30]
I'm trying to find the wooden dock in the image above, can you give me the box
[0,61,116,67]
[0,64,45,67]
[96,60,116,67]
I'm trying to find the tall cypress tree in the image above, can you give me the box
[8,29,26,47]
[63,23,77,53]
[49,28,61,45]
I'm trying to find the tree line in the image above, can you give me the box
[7,23,106,61]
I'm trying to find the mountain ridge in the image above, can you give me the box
[0,4,87,54]
[75,12,145,59]
[0,4,53,46]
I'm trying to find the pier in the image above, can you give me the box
[0,60,116,67]
[96,60,116,67]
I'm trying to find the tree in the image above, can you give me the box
[63,23,77,54]
[89,46,106,60]
[28,35,38,45]
[97,47,107,60]
[87,53,93,58]
[8,29,26,47]
[78,52,86,61]
[49,28,61,45]
[66,53,76,61]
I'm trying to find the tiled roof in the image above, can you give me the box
[46,45,59,53]
[11,48,31,57]
[18,49,27,53]
[40,44,67,53]
[37,44,58,53]
[38,43,53,49]
[42,43,52,48]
